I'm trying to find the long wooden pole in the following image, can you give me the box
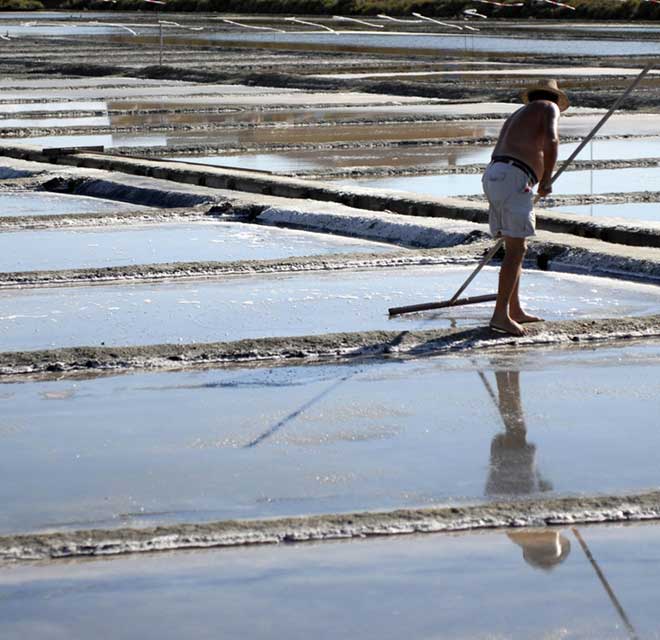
[535,63,653,203]
[389,65,653,318]
[388,292,497,317]
[572,528,639,640]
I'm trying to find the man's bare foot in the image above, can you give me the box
[489,316,525,336]
[511,311,543,324]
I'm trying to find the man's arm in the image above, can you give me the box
[538,104,560,197]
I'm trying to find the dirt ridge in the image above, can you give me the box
[2,315,660,378]
[3,489,660,562]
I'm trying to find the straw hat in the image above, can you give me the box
[521,78,570,112]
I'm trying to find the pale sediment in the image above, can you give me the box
[2,315,660,378]
[0,247,481,288]
[3,490,660,562]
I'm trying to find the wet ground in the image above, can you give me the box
[3,267,660,352]
[0,222,393,272]
[2,342,660,533]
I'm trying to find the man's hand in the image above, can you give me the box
[537,180,553,197]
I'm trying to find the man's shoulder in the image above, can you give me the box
[524,100,560,116]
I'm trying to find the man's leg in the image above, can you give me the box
[509,274,543,324]
[490,236,526,336]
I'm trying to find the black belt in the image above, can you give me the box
[491,155,538,185]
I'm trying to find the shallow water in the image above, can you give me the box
[0,83,299,103]
[2,266,660,352]
[8,112,660,151]
[176,136,660,175]
[2,343,660,534]
[341,166,660,200]
[555,201,660,222]
[0,115,110,129]
[0,222,393,272]
[0,101,106,114]
[204,31,660,57]
[0,192,146,217]
[2,523,659,638]
[3,132,168,148]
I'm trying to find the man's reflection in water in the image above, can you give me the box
[485,369,553,496]
[507,531,571,571]
[484,368,570,569]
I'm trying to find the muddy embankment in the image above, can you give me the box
[2,315,660,378]
[3,487,660,562]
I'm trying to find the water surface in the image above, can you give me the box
[1,343,660,533]
[2,266,660,351]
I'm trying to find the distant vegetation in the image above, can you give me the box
[0,0,44,9]
[14,0,660,19]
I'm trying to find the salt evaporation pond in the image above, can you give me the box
[206,31,660,57]
[2,343,660,533]
[2,267,660,352]
[340,166,660,199]
[3,132,168,149]
[177,137,660,175]
[2,523,658,639]
[0,222,393,273]
[0,116,110,129]
[0,101,106,114]
[555,201,660,223]
[0,191,148,217]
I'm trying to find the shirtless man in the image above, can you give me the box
[482,79,569,336]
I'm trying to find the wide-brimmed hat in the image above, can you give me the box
[521,78,570,112]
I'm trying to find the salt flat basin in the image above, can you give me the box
[0,192,148,217]
[2,343,660,534]
[315,65,660,80]
[3,132,168,149]
[2,266,660,352]
[205,31,660,57]
[0,115,110,129]
[2,523,659,639]
[0,222,394,273]
[0,77,185,89]
[9,113,660,151]
[177,137,660,175]
[0,84,303,103]
[555,202,660,223]
[340,166,660,200]
[0,101,106,114]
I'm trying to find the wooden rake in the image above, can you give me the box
[388,64,653,318]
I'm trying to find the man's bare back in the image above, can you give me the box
[493,100,560,197]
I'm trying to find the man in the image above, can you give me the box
[482,79,569,336]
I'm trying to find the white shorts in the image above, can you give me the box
[482,162,536,239]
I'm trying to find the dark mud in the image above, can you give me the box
[3,489,660,562]
[2,315,660,378]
